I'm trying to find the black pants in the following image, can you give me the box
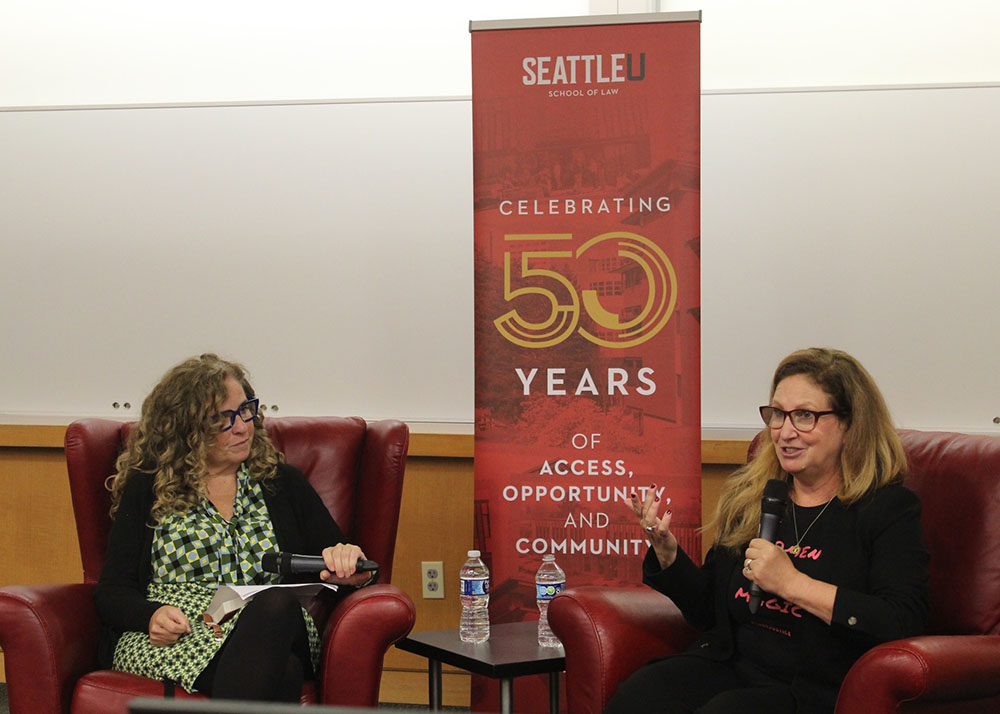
[604,655,798,714]
[193,588,314,702]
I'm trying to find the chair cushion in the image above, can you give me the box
[72,670,317,714]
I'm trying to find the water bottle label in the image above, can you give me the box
[461,577,489,596]
[536,581,566,601]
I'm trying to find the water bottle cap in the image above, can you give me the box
[468,549,481,557]
[542,554,555,561]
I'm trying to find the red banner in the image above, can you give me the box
[471,14,700,710]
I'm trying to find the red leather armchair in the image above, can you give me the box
[549,429,1000,714]
[0,416,416,714]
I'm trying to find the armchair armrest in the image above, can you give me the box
[836,635,1000,714]
[548,585,698,714]
[0,583,100,714]
[317,584,416,708]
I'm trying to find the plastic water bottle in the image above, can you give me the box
[459,549,490,643]
[535,554,566,647]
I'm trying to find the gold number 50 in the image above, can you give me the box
[493,232,677,349]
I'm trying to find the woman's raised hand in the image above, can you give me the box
[630,485,678,569]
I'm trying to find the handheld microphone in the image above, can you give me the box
[748,478,789,614]
[261,552,379,575]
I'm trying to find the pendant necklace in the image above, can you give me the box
[789,497,834,555]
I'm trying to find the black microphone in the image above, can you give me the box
[748,478,789,614]
[261,552,379,575]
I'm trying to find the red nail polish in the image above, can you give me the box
[655,497,660,502]
[666,509,672,515]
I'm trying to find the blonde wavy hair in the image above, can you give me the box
[107,354,282,523]
[708,348,907,551]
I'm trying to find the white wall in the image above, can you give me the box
[2,3,999,432]
[0,1,588,107]
[637,0,1000,89]
[3,1,998,109]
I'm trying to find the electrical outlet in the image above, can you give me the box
[421,560,444,599]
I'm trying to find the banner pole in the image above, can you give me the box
[471,13,701,711]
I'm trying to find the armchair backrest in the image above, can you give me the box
[64,416,409,585]
[747,428,1000,637]
[65,419,130,585]
[897,429,1000,637]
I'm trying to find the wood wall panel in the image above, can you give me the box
[379,669,471,707]
[383,455,474,674]
[0,448,83,587]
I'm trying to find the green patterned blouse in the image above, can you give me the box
[112,464,321,692]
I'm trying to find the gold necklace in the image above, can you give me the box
[789,498,834,555]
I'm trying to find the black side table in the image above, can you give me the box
[395,621,565,714]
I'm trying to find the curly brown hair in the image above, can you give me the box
[107,354,282,523]
[708,348,906,551]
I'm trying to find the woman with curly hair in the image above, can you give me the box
[96,354,371,702]
[607,348,930,714]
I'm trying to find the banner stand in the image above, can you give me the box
[471,12,701,712]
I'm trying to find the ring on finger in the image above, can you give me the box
[744,558,753,571]
[643,524,656,533]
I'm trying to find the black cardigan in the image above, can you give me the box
[94,463,345,668]
[643,483,930,713]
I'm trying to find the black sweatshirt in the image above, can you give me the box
[642,483,930,713]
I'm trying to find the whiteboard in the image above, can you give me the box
[2,86,999,431]
[701,85,1000,434]
[0,99,475,424]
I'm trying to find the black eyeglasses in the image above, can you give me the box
[216,397,259,432]
[758,406,841,433]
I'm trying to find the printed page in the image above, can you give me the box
[204,582,338,623]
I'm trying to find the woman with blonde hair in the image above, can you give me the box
[96,354,372,702]
[607,348,930,714]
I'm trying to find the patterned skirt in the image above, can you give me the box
[113,582,321,693]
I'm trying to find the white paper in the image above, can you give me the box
[203,582,338,623]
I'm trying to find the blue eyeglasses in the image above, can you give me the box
[216,397,259,432]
